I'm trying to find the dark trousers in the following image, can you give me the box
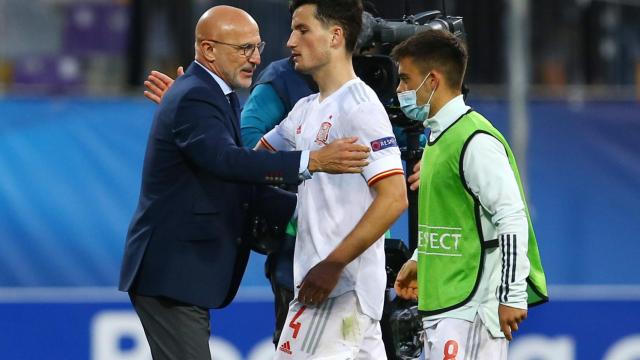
[129,292,212,360]
[265,234,296,346]
[271,284,294,345]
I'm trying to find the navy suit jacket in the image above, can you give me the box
[119,62,301,309]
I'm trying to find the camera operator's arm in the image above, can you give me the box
[242,84,287,148]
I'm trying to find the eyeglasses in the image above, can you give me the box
[205,39,266,58]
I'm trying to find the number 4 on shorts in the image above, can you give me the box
[288,305,307,339]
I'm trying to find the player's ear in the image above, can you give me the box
[330,26,343,49]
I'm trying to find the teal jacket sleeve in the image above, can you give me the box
[241,83,287,148]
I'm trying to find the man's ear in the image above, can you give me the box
[200,41,216,62]
[330,26,344,48]
[430,69,443,88]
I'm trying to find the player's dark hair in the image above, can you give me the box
[289,0,363,53]
[391,30,468,90]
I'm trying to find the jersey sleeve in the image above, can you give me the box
[260,100,302,152]
[347,102,404,186]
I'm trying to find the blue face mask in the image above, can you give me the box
[397,72,436,122]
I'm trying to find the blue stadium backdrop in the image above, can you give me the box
[1,97,639,360]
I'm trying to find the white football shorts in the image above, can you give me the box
[423,314,507,360]
[274,291,387,360]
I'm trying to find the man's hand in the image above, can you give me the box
[308,137,370,174]
[407,161,421,191]
[297,260,345,306]
[498,304,527,341]
[394,260,418,300]
[143,66,184,104]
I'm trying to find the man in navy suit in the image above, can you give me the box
[119,6,370,359]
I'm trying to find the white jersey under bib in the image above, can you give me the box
[262,78,403,320]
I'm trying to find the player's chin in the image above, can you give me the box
[294,62,311,74]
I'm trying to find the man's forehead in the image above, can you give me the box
[398,57,419,71]
[291,4,319,25]
[223,27,261,43]
[396,60,409,73]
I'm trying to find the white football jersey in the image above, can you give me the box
[262,78,403,320]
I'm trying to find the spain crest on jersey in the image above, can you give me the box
[314,120,332,145]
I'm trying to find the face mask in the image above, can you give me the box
[397,72,436,122]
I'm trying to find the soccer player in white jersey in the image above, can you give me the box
[256,0,408,358]
[393,30,548,360]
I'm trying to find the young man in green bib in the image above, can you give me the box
[392,30,548,359]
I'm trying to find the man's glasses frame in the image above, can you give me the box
[204,39,266,58]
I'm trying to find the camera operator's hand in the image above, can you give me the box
[394,260,418,300]
[143,66,184,104]
[308,137,370,174]
[407,162,421,191]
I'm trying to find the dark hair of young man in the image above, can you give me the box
[289,0,363,53]
[391,30,468,90]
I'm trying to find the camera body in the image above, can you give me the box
[354,11,466,111]
[359,10,465,49]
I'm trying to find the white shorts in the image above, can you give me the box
[274,291,386,360]
[423,314,507,360]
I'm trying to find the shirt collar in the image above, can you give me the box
[425,94,470,141]
[195,60,233,95]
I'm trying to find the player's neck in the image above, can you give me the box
[312,56,357,102]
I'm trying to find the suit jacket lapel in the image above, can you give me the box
[187,62,242,145]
